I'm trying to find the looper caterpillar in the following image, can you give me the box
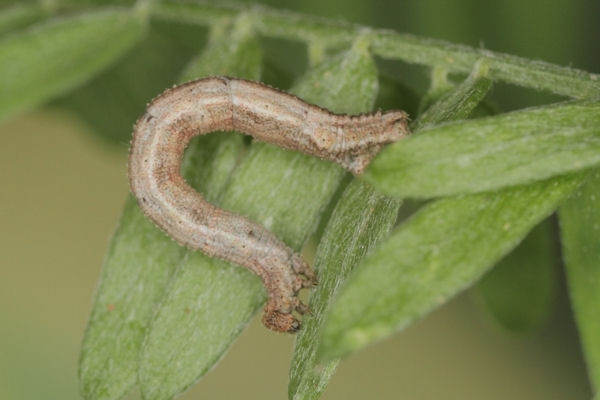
[128,77,409,332]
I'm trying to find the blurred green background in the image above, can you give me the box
[1,0,598,399]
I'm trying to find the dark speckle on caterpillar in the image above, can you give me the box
[128,76,409,333]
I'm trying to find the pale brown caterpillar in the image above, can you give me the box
[128,77,409,332]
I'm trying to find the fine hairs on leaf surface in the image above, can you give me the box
[78,196,185,400]
[364,101,600,198]
[2,1,598,399]
[289,180,400,400]
[318,173,586,361]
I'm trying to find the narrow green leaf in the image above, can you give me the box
[0,8,146,122]
[412,60,492,131]
[0,3,48,36]
[138,37,379,400]
[559,172,600,392]
[288,180,400,400]
[79,199,185,400]
[474,218,558,332]
[364,101,600,198]
[318,174,585,360]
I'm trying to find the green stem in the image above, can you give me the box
[149,0,600,100]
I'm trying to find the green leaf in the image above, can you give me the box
[364,101,600,198]
[0,8,146,122]
[79,198,185,400]
[288,180,400,400]
[0,3,48,36]
[57,18,207,143]
[559,172,600,393]
[318,174,585,361]
[412,60,492,131]
[474,218,557,332]
[138,37,379,400]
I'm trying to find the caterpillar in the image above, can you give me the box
[128,76,409,332]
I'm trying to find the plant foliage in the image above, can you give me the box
[2,1,599,399]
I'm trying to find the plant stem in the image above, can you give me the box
[149,0,600,100]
